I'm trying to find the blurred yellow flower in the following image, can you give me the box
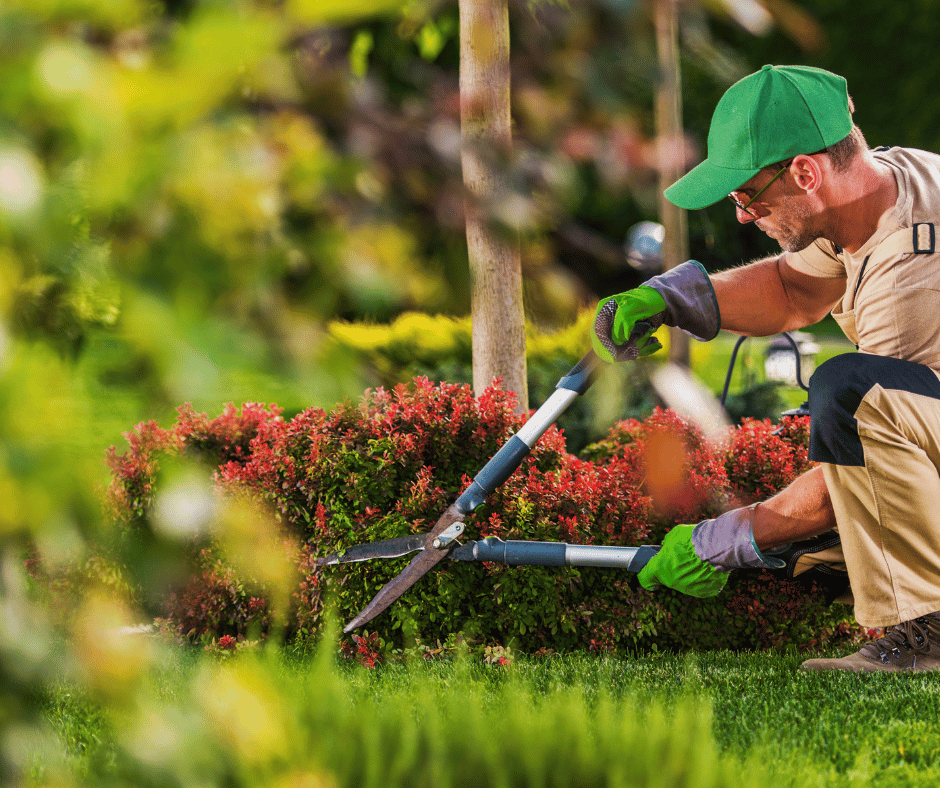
[71,592,153,697]
[196,660,291,768]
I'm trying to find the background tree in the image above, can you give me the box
[655,0,691,366]
[461,0,528,410]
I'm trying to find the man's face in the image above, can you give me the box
[729,164,821,253]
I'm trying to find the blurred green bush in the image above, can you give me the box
[0,0,445,781]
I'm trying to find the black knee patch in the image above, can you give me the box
[808,353,940,466]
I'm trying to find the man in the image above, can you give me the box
[592,64,940,672]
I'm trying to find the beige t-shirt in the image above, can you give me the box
[788,147,940,371]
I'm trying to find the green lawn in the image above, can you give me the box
[35,641,940,787]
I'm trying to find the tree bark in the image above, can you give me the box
[654,0,691,367]
[460,0,528,412]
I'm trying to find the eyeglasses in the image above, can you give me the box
[728,159,793,216]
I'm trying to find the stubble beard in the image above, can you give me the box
[761,199,821,253]
[776,226,821,254]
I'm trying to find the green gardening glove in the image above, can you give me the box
[592,285,667,363]
[638,524,729,598]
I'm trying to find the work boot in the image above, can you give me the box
[800,612,940,672]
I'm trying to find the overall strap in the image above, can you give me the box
[852,223,937,300]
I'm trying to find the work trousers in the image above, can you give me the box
[809,353,940,627]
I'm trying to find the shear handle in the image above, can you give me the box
[455,352,600,514]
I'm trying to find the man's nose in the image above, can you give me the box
[735,202,762,224]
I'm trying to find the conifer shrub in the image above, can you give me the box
[101,380,863,655]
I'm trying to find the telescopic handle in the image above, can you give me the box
[455,352,601,515]
[456,351,600,514]
[468,537,659,573]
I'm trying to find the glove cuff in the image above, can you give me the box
[645,260,721,341]
[691,505,785,570]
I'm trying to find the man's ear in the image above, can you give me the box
[790,153,824,196]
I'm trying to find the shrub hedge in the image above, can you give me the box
[326,311,717,453]
[101,378,863,657]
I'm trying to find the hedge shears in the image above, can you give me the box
[319,341,677,633]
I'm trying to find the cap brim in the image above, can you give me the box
[664,159,761,210]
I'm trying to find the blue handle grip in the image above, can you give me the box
[472,538,567,566]
[455,436,531,513]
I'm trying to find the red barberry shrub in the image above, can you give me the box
[340,631,383,669]
[105,420,184,525]
[105,403,283,529]
[774,413,811,449]
[724,416,814,505]
[160,548,272,641]
[101,384,859,655]
[218,379,530,545]
[292,543,326,640]
[174,402,285,467]
[581,408,731,539]
[722,572,859,650]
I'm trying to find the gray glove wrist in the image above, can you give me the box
[645,260,720,341]
[691,505,785,570]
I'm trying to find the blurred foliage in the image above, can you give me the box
[1,0,938,782]
[32,638,846,788]
[0,0,432,782]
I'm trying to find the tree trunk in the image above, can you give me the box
[654,0,691,367]
[460,0,528,412]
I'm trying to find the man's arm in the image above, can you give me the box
[752,465,835,549]
[711,254,846,336]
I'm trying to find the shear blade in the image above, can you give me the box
[343,502,466,633]
[315,534,426,566]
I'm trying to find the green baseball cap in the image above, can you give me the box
[665,64,853,210]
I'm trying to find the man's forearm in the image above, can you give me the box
[642,465,836,591]
[711,256,844,335]
[711,257,798,335]
[752,465,836,549]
